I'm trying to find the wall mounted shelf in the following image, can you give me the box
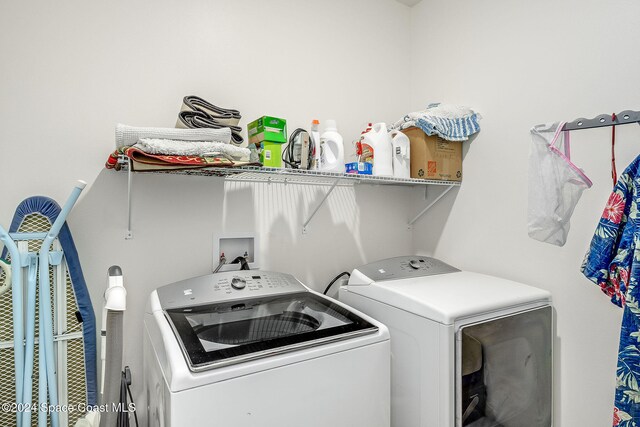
[119,156,459,238]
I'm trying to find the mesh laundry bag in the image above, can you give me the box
[528,122,592,246]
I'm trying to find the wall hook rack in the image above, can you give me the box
[563,109,640,131]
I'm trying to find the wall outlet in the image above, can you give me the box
[214,234,259,272]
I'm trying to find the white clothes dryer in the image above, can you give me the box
[144,270,390,427]
[339,256,552,427]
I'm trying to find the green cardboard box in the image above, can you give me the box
[247,116,287,144]
[259,141,283,168]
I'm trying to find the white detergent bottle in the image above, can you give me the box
[390,130,411,178]
[361,122,393,177]
[319,119,345,173]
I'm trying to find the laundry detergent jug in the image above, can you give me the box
[360,122,393,177]
[390,130,410,179]
[319,119,345,174]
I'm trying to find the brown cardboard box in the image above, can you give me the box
[402,127,462,181]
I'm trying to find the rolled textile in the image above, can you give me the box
[105,150,121,170]
[176,110,244,146]
[135,138,251,161]
[180,95,241,126]
[115,123,231,149]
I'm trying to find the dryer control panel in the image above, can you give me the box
[349,256,460,284]
[156,270,306,310]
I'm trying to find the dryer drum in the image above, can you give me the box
[461,332,487,426]
[195,311,321,345]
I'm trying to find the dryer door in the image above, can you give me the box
[455,306,552,427]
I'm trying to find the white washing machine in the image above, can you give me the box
[144,270,390,427]
[339,256,552,427]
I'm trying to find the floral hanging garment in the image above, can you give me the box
[582,155,640,427]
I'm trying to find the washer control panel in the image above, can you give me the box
[352,256,460,283]
[157,271,306,310]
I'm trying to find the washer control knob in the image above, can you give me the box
[409,259,421,269]
[231,277,246,290]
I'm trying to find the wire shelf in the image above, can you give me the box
[120,160,460,187]
[117,156,460,237]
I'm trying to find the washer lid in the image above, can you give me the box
[344,269,551,325]
[165,291,378,372]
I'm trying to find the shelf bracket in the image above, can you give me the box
[302,178,341,234]
[126,158,134,239]
[408,184,455,228]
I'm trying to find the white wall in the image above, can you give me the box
[0,1,413,424]
[3,0,627,425]
[410,0,640,425]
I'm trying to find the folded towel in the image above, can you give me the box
[176,110,244,146]
[125,147,232,171]
[124,147,259,172]
[135,138,251,161]
[115,123,231,149]
[390,103,481,141]
[421,103,477,119]
[180,95,241,126]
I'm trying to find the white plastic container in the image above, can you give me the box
[390,130,411,179]
[361,123,393,177]
[310,119,321,170]
[319,120,345,174]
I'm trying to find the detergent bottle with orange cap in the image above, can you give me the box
[310,119,321,170]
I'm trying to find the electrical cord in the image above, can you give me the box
[125,372,139,427]
[282,128,313,169]
[117,366,138,427]
[230,256,250,270]
[323,272,351,295]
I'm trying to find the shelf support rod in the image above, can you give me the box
[126,158,133,239]
[302,178,341,234]
[408,184,455,227]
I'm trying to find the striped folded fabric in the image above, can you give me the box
[176,95,244,146]
[177,110,244,146]
[389,103,481,142]
[180,95,241,126]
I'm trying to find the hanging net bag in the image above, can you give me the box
[528,122,592,246]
